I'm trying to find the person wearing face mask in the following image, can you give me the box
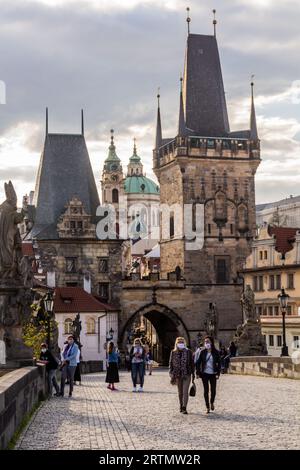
[169,337,194,415]
[130,338,146,392]
[59,335,79,397]
[39,343,60,397]
[196,335,221,414]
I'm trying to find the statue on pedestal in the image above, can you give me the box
[0,181,34,366]
[233,285,267,356]
[204,303,219,340]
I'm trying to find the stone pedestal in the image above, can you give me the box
[0,284,34,368]
[233,319,267,356]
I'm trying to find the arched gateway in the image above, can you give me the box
[120,302,190,366]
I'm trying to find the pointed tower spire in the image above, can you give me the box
[250,77,258,141]
[46,107,48,135]
[155,90,162,149]
[178,77,186,137]
[213,9,217,37]
[81,109,84,136]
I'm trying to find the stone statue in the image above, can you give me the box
[241,284,259,322]
[232,285,267,356]
[0,181,24,281]
[204,303,219,339]
[72,313,82,341]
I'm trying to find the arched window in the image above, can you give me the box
[87,318,96,334]
[64,318,73,335]
[112,188,119,203]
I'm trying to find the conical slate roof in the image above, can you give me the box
[183,34,229,137]
[30,133,100,239]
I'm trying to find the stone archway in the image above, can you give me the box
[121,302,190,365]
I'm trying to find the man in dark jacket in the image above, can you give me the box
[196,336,221,413]
[39,343,60,397]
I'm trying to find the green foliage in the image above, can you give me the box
[22,302,57,358]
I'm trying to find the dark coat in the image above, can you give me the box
[39,350,58,371]
[196,348,221,376]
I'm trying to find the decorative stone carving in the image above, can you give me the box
[204,302,219,339]
[232,285,267,356]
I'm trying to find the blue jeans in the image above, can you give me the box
[131,362,145,388]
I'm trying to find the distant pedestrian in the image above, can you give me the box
[146,349,153,375]
[60,335,79,398]
[105,341,120,391]
[74,340,82,385]
[39,343,60,397]
[169,337,194,414]
[196,336,221,414]
[130,338,146,392]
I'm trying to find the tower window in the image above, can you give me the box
[215,256,230,283]
[99,283,109,302]
[170,212,175,238]
[99,257,109,273]
[112,188,119,203]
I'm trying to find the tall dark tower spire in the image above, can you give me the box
[178,77,186,136]
[250,78,258,141]
[155,91,162,149]
[46,107,48,135]
[81,109,84,136]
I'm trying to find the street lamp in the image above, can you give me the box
[43,291,54,350]
[278,287,290,357]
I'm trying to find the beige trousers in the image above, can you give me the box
[177,375,191,408]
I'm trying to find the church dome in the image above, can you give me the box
[124,175,160,195]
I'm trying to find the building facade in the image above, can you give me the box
[242,225,300,356]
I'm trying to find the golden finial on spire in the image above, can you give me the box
[213,9,217,37]
[133,137,137,154]
[186,7,191,35]
[110,128,114,144]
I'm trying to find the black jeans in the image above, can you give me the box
[201,373,217,408]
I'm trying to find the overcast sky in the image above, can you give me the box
[0,0,300,205]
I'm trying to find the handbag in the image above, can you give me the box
[189,380,196,397]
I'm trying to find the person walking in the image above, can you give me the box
[130,338,146,392]
[146,349,153,375]
[229,341,237,357]
[60,335,79,397]
[169,337,194,415]
[196,335,221,414]
[39,343,60,397]
[105,341,120,391]
[74,340,82,386]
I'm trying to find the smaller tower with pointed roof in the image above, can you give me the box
[101,129,124,207]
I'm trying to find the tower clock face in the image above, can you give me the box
[110,164,118,171]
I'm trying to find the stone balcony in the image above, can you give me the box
[153,135,260,169]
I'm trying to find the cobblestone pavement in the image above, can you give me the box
[16,370,300,450]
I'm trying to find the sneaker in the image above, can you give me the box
[206,407,210,414]
[210,403,215,411]
[107,385,112,389]
[54,392,60,397]
[138,387,143,392]
[132,387,137,392]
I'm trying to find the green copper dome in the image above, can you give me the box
[124,175,160,195]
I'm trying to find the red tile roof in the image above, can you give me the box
[54,287,116,313]
[268,226,299,255]
[22,242,34,256]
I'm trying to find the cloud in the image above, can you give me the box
[0,0,300,206]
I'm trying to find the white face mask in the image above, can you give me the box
[41,348,47,353]
[177,343,185,349]
[204,343,211,350]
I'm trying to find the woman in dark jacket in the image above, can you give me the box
[196,335,221,414]
[169,337,194,415]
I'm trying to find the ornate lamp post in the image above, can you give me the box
[43,291,54,350]
[278,288,289,357]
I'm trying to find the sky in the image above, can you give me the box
[0,0,300,205]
